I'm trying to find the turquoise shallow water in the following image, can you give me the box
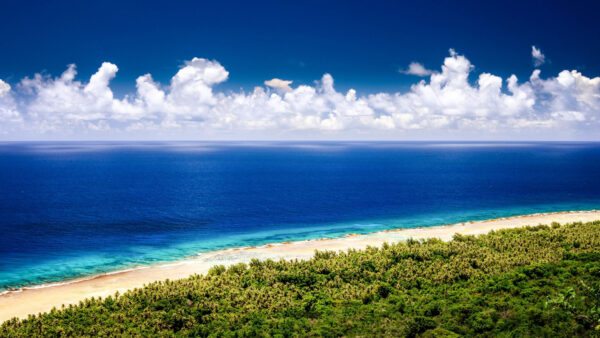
[1,142,599,290]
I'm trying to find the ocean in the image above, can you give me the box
[1,141,599,291]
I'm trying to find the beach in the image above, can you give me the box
[1,209,599,323]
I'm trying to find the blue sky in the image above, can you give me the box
[0,0,599,140]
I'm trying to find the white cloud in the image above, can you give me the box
[532,45,546,67]
[400,62,434,76]
[264,78,293,92]
[0,79,10,96]
[0,79,22,127]
[530,69,600,123]
[1,50,599,140]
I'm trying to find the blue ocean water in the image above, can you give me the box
[0,141,599,290]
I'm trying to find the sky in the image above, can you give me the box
[0,0,599,140]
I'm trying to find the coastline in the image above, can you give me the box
[1,209,599,323]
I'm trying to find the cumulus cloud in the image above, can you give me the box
[0,79,22,127]
[532,45,546,67]
[264,78,293,92]
[400,62,434,76]
[530,69,599,122]
[1,49,599,140]
[0,79,10,96]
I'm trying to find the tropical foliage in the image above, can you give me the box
[2,221,600,337]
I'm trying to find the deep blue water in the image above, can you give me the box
[1,141,599,290]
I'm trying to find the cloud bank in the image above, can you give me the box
[0,50,598,140]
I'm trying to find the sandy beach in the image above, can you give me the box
[1,209,599,323]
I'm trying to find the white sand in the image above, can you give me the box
[0,210,598,322]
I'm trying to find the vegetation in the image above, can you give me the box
[2,221,600,337]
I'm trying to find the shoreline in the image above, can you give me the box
[1,209,599,322]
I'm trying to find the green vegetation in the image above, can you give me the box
[2,221,600,337]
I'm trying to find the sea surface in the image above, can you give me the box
[1,141,599,291]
